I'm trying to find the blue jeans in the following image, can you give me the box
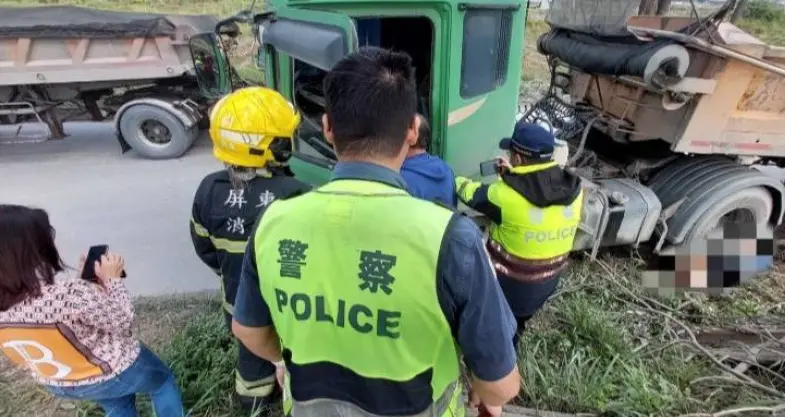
[47,345,186,417]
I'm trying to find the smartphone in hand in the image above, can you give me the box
[81,245,126,281]
[479,159,501,177]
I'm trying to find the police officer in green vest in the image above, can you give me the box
[456,122,584,347]
[231,46,521,417]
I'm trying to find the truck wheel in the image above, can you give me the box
[683,186,774,245]
[118,104,198,159]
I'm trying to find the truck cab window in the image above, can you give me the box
[224,27,266,86]
[291,59,336,163]
[290,16,435,162]
[460,9,513,98]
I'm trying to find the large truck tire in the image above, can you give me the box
[118,104,198,160]
[682,186,774,246]
[648,156,785,249]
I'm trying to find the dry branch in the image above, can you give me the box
[595,259,785,399]
[465,403,594,417]
[678,403,785,417]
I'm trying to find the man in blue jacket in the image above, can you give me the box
[400,114,458,208]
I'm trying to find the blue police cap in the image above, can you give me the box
[499,122,555,161]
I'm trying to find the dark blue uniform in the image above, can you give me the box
[189,167,311,408]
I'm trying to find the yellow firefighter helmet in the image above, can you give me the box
[208,86,301,168]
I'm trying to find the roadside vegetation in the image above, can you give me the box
[520,255,785,416]
[1,0,785,416]
[737,0,785,44]
[5,257,782,417]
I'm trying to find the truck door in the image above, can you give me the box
[444,4,524,178]
[258,9,358,185]
[189,32,234,99]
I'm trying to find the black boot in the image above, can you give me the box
[237,383,282,414]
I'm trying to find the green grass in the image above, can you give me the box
[517,257,785,416]
[0,367,59,417]
[737,0,785,45]
[2,259,783,416]
[162,312,241,417]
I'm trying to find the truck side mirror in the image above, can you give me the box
[217,22,241,38]
[189,33,234,99]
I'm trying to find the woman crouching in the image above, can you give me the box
[0,204,186,417]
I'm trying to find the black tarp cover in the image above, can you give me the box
[538,29,681,79]
[0,6,177,38]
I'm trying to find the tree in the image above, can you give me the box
[730,0,750,23]
[639,0,672,15]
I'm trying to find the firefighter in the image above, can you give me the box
[455,121,584,347]
[189,86,312,411]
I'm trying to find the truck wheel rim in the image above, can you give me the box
[139,120,172,145]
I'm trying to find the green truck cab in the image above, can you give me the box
[188,0,785,268]
[189,0,528,185]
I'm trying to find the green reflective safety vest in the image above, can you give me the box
[253,179,464,417]
[490,162,583,260]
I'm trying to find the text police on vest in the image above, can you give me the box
[274,288,402,339]
[523,226,577,243]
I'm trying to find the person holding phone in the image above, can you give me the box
[0,204,186,417]
[455,122,585,346]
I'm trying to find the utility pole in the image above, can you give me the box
[656,0,672,15]
[639,0,658,14]
[731,0,749,23]
[639,0,672,15]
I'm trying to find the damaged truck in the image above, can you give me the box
[188,0,785,255]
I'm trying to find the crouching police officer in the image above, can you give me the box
[189,86,311,410]
[232,47,520,417]
[456,122,584,347]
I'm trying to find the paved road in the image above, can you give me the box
[0,122,222,296]
[3,122,784,298]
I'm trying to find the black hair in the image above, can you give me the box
[415,114,430,150]
[0,205,65,311]
[323,46,417,158]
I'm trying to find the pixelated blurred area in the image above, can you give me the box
[644,222,775,297]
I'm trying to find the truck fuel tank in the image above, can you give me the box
[574,178,662,252]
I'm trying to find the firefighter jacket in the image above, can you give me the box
[190,167,311,314]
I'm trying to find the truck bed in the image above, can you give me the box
[0,6,217,86]
[557,16,785,158]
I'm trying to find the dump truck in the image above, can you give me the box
[0,6,221,159]
[187,0,785,255]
